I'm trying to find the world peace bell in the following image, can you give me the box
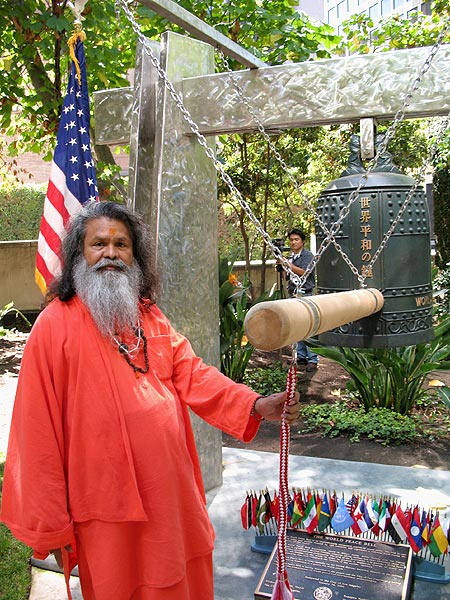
[316,133,434,348]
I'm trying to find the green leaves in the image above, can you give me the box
[310,314,450,416]
[300,402,418,445]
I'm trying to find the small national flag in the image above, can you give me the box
[329,492,337,518]
[331,497,355,533]
[390,505,409,542]
[302,492,318,534]
[362,497,377,530]
[377,500,388,534]
[35,28,98,294]
[407,506,423,553]
[421,510,430,546]
[251,493,258,527]
[240,494,252,530]
[264,490,274,523]
[345,494,359,516]
[318,493,332,532]
[352,498,369,535]
[428,516,449,558]
[291,491,304,527]
[256,494,268,533]
[271,491,279,523]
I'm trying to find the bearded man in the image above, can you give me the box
[1,201,299,600]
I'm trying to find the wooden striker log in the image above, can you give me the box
[244,288,384,351]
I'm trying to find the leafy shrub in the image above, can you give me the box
[300,401,417,445]
[0,302,31,337]
[219,257,276,382]
[433,264,450,323]
[244,362,290,396]
[0,184,46,241]
[311,315,450,415]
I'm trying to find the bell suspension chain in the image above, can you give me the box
[116,0,303,290]
[218,49,364,288]
[366,112,450,274]
[218,15,450,288]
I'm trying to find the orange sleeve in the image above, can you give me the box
[169,324,261,442]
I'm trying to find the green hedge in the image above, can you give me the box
[0,185,46,241]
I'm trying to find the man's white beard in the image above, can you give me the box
[73,257,143,338]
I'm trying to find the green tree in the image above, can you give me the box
[0,0,339,164]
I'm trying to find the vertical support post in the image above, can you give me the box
[128,32,222,491]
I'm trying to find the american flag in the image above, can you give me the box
[35,33,98,294]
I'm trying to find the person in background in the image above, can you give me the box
[286,227,319,372]
[1,201,300,600]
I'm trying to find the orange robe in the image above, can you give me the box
[1,296,260,599]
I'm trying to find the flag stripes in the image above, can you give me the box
[35,34,98,294]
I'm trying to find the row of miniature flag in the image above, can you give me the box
[241,489,450,557]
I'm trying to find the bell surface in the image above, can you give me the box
[316,170,434,348]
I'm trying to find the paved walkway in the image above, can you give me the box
[2,374,450,599]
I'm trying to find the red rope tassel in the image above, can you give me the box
[271,362,297,600]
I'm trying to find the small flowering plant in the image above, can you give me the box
[219,258,255,382]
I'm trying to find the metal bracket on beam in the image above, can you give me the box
[360,118,376,160]
[138,0,265,69]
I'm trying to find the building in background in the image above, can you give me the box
[299,0,432,33]
[297,0,325,22]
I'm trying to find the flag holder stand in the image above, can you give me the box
[413,556,450,584]
[251,534,277,555]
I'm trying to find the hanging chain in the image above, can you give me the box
[116,0,302,288]
[117,0,450,288]
[314,16,450,286]
[218,15,450,287]
[366,113,450,273]
[218,50,365,287]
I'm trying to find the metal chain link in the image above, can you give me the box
[219,16,450,287]
[218,50,364,288]
[366,113,450,272]
[116,0,302,288]
[116,0,450,289]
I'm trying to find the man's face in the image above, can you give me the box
[83,217,133,268]
[289,234,304,254]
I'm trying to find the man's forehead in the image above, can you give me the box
[85,217,131,238]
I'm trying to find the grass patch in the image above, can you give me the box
[0,462,33,600]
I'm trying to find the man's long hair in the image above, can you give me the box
[46,201,159,304]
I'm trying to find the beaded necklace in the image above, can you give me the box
[112,324,149,375]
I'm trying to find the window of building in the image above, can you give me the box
[407,8,419,19]
[349,0,359,11]
[337,0,348,18]
[328,6,337,23]
[393,0,404,8]
[381,0,391,15]
[369,3,380,19]
[421,1,432,15]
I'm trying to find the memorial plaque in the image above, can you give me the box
[255,529,412,600]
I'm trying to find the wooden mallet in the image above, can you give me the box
[244,288,384,351]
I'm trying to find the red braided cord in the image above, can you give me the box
[271,363,297,599]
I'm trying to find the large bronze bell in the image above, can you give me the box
[316,134,434,348]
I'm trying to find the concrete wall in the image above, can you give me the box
[0,241,43,312]
[0,240,280,312]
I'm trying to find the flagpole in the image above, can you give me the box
[35,20,98,295]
